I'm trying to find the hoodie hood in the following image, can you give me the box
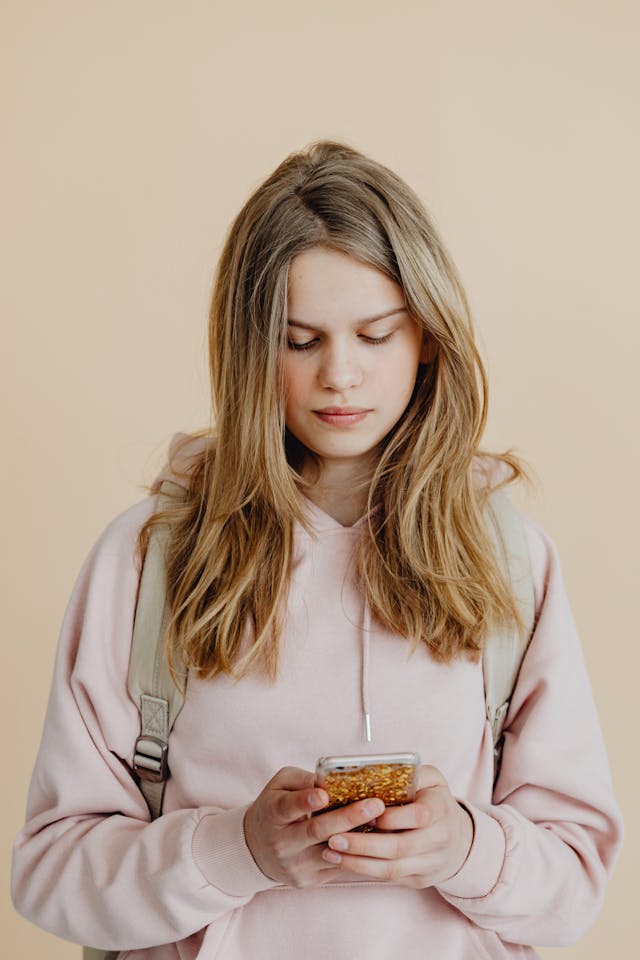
[151,431,212,493]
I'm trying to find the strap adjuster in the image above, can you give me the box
[133,735,169,783]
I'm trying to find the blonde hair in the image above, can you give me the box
[139,139,531,681]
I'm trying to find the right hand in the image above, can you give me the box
[243,766,385,888]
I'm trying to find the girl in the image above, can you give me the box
[12,140,622,959]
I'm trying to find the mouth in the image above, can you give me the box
[313,407,371,426]
[315,407,370,415]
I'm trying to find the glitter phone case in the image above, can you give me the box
[314,752,420,814]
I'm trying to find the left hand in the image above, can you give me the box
[321,764,474,888]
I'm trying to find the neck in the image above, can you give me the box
[301,456,376,526]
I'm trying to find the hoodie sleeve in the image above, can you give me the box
[435,516,623,946]
[11,497,276,952]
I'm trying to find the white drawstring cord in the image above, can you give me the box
[362,601,373,742]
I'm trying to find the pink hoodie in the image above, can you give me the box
[12,434,622,959]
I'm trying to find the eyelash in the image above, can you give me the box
[286,333,394,352]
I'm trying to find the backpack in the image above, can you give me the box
[83,480,535,960]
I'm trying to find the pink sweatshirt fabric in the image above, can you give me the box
[12,435,622,959]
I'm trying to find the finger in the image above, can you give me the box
[325,827,420,861]
[321,849,416,883]
[374,787,449,831]
[271,784,330,827]
[300,797,386,846]
[283,846,345,887]
[304,859,346,886]
[316,866,346,885]
[265,767,328,827]
[310,849,347,877]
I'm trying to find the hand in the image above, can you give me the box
[320,765,474,888]
[243,766,386,888]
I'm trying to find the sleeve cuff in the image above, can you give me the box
[436,802,506,900]
[192,804,279,897]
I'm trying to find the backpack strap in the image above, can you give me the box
[482,489,536,782]
[128,479,188,819]
[83,483,187,960]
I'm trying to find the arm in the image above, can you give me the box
[10,499,277,951]
[435,517,623,944]
[322,517,623,947]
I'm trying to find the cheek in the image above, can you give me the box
[383,352,421,405]
[283,360,308,413]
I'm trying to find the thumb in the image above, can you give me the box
[267,765,316,792]
[415,764,447,792]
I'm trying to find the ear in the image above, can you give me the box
[420,333,437,365]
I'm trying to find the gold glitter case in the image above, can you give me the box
[314,753,420,815]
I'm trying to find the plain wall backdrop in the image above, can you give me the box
[3,1,638,957]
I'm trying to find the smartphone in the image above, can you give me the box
[314,752,420,817]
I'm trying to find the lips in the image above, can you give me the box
[313,407,371,426]
[315,407,370,414]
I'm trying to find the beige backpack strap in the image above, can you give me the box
[82,484,187,960]
[128,479,188,819]
[482,489,536,781]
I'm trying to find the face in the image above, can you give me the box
[283,246,431,483]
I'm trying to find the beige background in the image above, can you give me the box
[3,1,637,957]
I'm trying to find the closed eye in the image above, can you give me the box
[286,333,394,352]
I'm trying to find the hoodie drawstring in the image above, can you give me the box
[361,599,373,743]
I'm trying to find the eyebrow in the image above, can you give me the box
[287,307,408,331]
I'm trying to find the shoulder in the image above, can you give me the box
[471,453,563,621]
[77,495,159,589]
[60,496,160,667]
[500,507,566,631]
[519,515,581,667]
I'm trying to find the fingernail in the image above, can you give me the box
[329,836,348,851]
[363,799,385,818]
[310,790,327,809]
[323,849,342,864]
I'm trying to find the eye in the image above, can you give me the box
[286,333,394,351]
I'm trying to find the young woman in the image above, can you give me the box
[12,140,622,959]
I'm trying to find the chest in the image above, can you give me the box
[162,609,492,809]
[163,545,494,812]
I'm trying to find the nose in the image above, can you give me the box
[317,341,363,392]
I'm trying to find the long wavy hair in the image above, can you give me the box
[138,139,531,682]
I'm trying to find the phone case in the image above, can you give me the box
[315,752,420,810]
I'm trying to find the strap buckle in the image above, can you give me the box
[133,735,169,783]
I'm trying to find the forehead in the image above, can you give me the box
[287,247,404,322]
